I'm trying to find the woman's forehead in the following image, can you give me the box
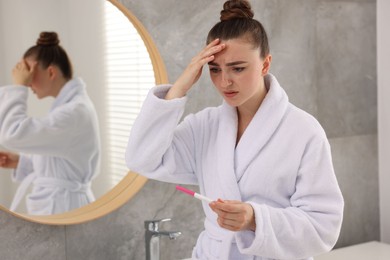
[213,39,260,64]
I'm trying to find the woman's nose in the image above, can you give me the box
[221,72,232,88]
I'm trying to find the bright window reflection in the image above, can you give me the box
[104,2,155,186]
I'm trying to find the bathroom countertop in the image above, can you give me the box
[183,241,390,260]
[315,241,390,260]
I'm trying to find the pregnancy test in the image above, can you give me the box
[176,185,213,203]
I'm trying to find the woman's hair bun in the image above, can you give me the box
[36,32,60,46]
[220,0,254,21]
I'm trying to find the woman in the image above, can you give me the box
[126,0,344,259]
[0,32,100,215]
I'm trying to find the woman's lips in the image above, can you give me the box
[223,91,238,98]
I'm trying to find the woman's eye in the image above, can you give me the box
[233,67,245,72]
[209,67,220,73]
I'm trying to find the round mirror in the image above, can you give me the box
[0,0,167,223]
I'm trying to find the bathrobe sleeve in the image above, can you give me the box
[12,154,33,182]
[235,135,344,259]
[0,86,79,157]
[126,85,198,185]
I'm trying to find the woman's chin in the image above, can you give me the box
[223,98,240,107]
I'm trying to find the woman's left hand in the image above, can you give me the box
[0,151,19,169]
[12,60,36,86]
[209,199,256,232]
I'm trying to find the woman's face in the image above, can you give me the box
[208,38,271,110]
[25,57,53,99]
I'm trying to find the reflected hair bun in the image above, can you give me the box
[220,0,254,21]
[36,32,60,46]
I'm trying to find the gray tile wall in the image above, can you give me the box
[0,0,377,259]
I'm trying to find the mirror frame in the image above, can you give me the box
[0,0,168,225]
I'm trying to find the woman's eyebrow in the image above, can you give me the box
[208,61,248,66]
[208,61,219,66]
[226,61,248,66]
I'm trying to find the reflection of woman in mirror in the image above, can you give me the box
[126,0,344,259]
[0,32,100,215]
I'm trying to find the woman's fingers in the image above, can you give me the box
[15,60,28,72]
[204,38,224,53]
[0,155,6,165]
[210,200,256,232]
[217,217,244,231]
[165,39,225,99]
[190,38,225,69]
[189,40,225,79]
[0,152,19,169]
[196,39,225,64]
[0,154,9,167]
[215,210,247,231]
[166,39,226,99]
[12,59,35,86]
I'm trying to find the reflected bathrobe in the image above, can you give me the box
[126,74,344,260]
[0,78,100,215]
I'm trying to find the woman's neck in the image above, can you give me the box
[236,82,268,145]
[51,77,70,98]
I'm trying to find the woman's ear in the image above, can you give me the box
[47,65,57,79]
[261,55,272,76]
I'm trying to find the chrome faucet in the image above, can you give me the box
[144,218,182,260]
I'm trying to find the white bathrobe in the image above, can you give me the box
[126,74,344,260]
[0,78,100,215]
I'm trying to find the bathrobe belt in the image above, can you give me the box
[10,173,91,212]
[204,218,235,258]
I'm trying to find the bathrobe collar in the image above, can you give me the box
[51,77,86,111]
[217,73,289,200]
[216,101,240,201]
[235,73,289,181]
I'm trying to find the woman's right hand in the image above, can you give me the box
[165,39,226,100]
[0,151,20,169]
[12,60,37,86]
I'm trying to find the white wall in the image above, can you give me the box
[0,0,110,211]
[378,0,390,243]
[0,0,5,85]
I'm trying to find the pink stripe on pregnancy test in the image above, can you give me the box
[175,185,213,203]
